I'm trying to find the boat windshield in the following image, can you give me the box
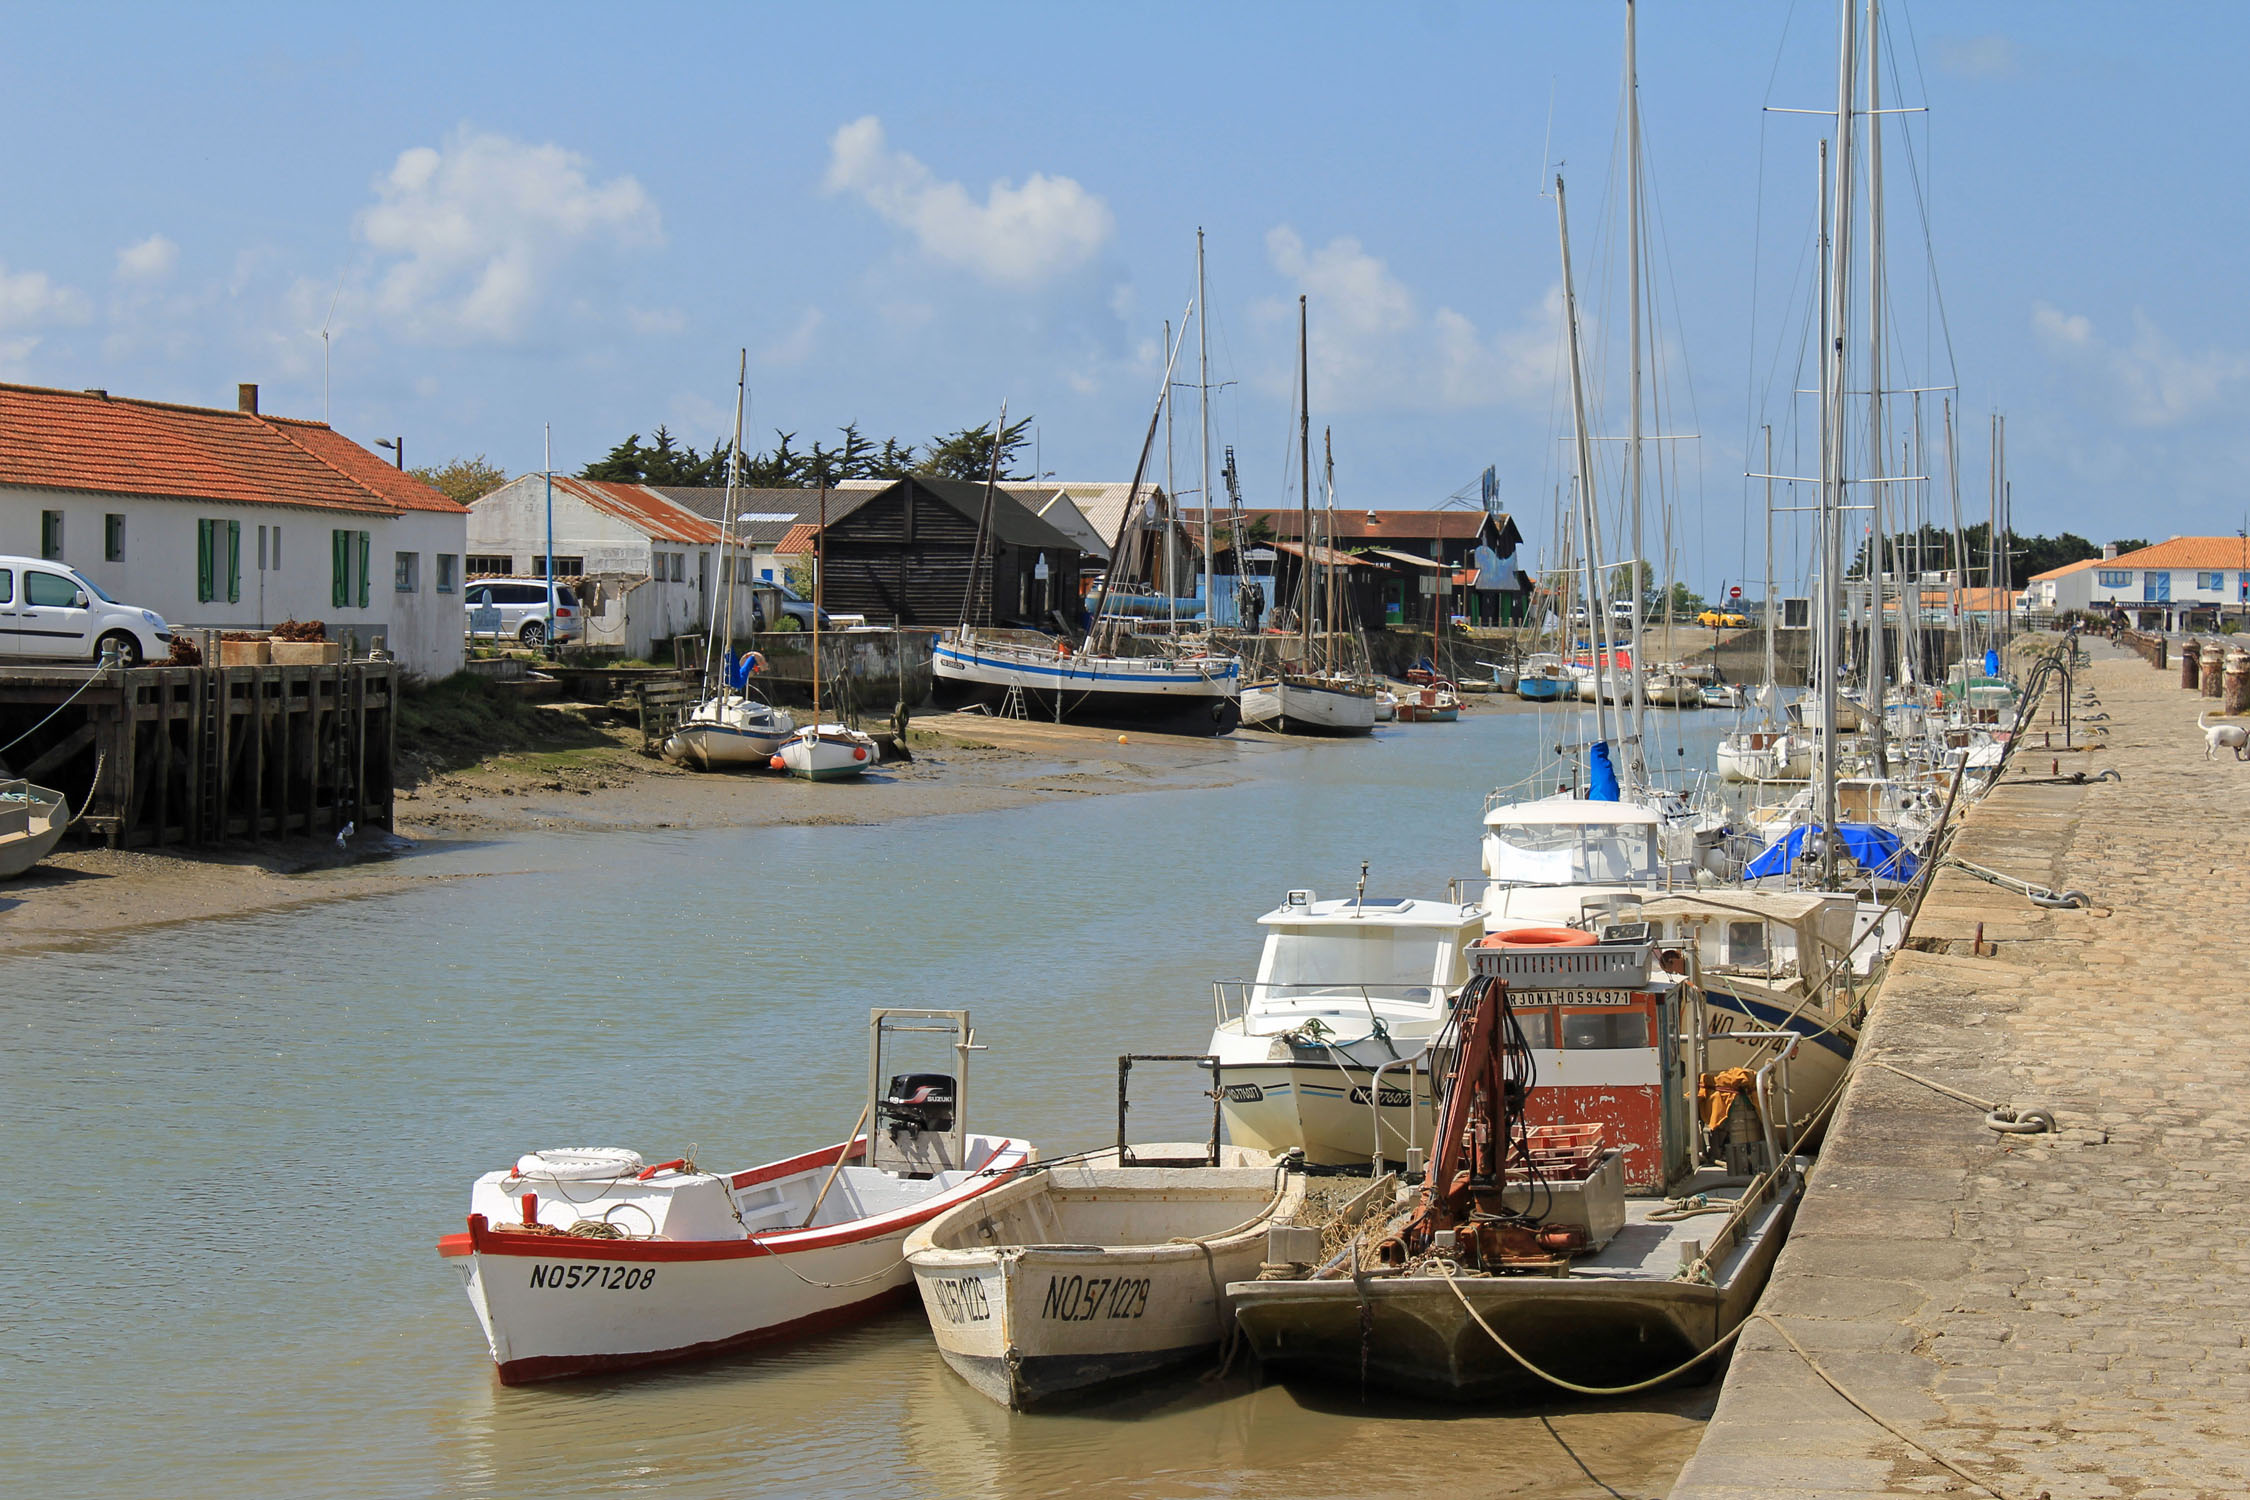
[1486,821,1658,885]
[1257,928,1453,995]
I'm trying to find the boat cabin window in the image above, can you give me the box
[1486,821,1657,885]
[1725,921,1769,969]
[1559,1012,1652,1050]
[1258,927,1452,993]
[1511,1011,1553,1049]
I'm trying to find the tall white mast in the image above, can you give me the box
[1762,424,1777,720]
[1863,0,1890,776]
[1820,0,1858,883]
[1196,229,1215,625]
[1556,174,1612,758]
[1625,0,1648,788]
[1164,317,1177,631]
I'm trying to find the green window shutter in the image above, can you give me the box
[332,529,348,608]
[357,530,371,608]
[197,519,216,603]
[225,520,241,603]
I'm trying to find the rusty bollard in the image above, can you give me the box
[2227,650,2250,717]
[2204,643,2226,698]
[2182,641,2201,690]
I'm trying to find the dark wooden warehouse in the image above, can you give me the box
[782,478,1083,629]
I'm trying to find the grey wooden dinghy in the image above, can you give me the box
[905,1146,1304,1409]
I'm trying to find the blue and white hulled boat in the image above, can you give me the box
[932,628,1241,736]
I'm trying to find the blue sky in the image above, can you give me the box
[2,2,2242,594]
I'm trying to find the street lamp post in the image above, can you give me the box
[374,436,403,470]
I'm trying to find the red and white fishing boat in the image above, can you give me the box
[438,1009,1032,1384]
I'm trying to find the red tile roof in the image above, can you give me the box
[2106,537,2250,570]
[2029,557,2102,582]
[551,477,722,545]
[0,380,463,515]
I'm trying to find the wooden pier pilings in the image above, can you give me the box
[0,662,394,848]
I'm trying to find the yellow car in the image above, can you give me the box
[1696,609,1750,628]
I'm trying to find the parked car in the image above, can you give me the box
[1611,599,1637,621]
[463,578,581,647]
[0,555,172,666]
[752,582,829,633]
[1695,608,1751,628]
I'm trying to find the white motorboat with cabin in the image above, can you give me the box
[438,1009,1032,1383]
[1207,889,1486,1166]
[1229,931,1806,1400]
[1479,794,1678,935]
[1716,726,1813,783]
[0,779,68,878]
[906,1146,1304,1408]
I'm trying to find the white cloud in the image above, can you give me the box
[627,305,687,336]
[116,234,179,282]
[758,308,823,367]
[0,261,88,327]
[357,130,662,343]
[1261,226,1559,413]
[0,261,89,374]
[823,115,1113,286]
[1934,34,2019,78]
[2032,301,2247,427]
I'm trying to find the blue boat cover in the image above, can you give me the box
[1588,741,1620,802]
[1745,823,1918,881]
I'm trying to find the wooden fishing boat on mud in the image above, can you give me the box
[906,1146,1304,1408]
[1229,933,1805,1401]
[438,1009,1032,1383]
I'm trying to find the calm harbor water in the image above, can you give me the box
[6,707,1734,1500]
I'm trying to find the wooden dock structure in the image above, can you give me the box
[0,662,395,848]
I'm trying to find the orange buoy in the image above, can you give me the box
[1478,926,1598,949]
[769,755,786,770]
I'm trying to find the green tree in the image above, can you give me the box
[408,453,508,506]
[918,415,1034,482]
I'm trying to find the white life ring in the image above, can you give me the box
[512,1147,644,1182]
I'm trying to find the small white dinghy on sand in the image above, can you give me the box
[906,1144,1305,1408]
[439,1009,1031,1384]
[0,779,68,879]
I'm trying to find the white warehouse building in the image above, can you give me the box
[0,381,468,679]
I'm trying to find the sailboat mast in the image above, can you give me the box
[1165,318,1179,631]
[1083,304,1194,653]
[1863,0,1890,777]
[1197,229,1215,622]
[1625,0,1647,782]
[1555,173,1611,754]
[961,398,1008,632]
[1324,428,1342,663]
[1298,294,1313,658]
[707,349,748,696]
[812,479,826,727]
[1762,424,1776,719]
[1820,0,1859,885]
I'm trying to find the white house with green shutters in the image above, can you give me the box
[0,381,469,678]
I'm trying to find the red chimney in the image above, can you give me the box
[237,383,259,414]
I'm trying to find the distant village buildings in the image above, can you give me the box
[0,381,468,679]
[2029,537,2250,630]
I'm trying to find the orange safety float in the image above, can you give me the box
[1477,927,1597,949]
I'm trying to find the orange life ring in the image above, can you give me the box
[1479,926,1598,949]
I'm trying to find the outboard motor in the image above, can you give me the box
[879,1073,956,1141]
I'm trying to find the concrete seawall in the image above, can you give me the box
[1671,640,2250,1499]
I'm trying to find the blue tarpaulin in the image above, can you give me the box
[1588,741,1621,802]
[1745,823,1919,882]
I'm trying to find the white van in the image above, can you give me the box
[462,577,581,647]
[0,555,174,666]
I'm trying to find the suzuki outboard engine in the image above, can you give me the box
[879,1073,956,1140]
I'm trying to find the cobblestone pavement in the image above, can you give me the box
[1672,642,2250,1500]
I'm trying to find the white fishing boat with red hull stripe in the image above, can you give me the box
[438,1009,1033,1384]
